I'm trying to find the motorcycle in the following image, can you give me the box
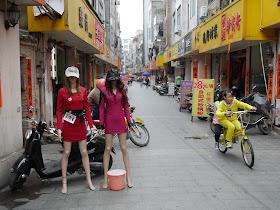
[239,92,271,135]
[159,83,169,95]
[113,106,150,147]
[10,108,115,191]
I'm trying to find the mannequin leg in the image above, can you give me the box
[103,134,113,189]
[61,141,72,194]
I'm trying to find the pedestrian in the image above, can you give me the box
[140,77,143,87]
[56,66,95,194]
[88,79,106,120]
[98,68,135,189]
[145,77,150,88]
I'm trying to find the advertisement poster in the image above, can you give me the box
[121,76,128,86]
[180,81,192,109]
[151,75,156,86]
[26,59,33,116]
[168,83,175,96]
[192,79,215,117]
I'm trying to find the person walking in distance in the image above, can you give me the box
[57,66,95,194]
[98,69,135,189]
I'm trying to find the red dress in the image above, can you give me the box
[56,87,93,142]
[99,88,131,134]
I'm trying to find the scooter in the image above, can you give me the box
[239,93,271,135]
[159,83,169,95]
[10,108,115,191]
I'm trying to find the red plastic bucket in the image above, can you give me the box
[107,169,126,191]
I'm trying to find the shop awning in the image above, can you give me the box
[27,0,105,54]
[162,0,277,62]
[13,0,45,6]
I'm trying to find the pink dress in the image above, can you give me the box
[99,88,131,134]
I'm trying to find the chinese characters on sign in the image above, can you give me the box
[78,7,93,39]
[268,70,273,102]
[180,81,192,109]
[192,79,215,117]
[184,32,192,53]
[221,12,241,41]
[203,24,218,44]
[168,83,175,96]
[193,67,198,79]
[94,19,104,52]
[277,54,280,99]
[26,59,33,116]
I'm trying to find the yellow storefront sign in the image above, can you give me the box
[199,0,276,53]
[260,0,280,29]
[27,0,105,54]
[192,79,215,117]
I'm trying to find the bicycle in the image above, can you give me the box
[218,110,255,168]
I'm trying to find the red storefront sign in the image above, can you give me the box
[204,64,207,79]
[268,70,273,102]
[94,19,104,53]
[277,54,280,99]
[26,59,33,116]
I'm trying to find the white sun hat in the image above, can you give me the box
[65,66,79,78]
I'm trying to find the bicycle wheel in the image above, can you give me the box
[241,138,254,168]
[130,124,150,147]
[219,139,227,153]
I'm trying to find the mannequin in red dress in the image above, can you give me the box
[98,69,135,189]
[57,66,95,194]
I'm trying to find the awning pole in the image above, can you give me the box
[260,42,268,96]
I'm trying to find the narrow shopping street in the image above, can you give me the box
[1,84,280,210]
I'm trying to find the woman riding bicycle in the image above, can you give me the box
[216,90,257,148]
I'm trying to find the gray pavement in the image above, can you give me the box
[1,83,280,210]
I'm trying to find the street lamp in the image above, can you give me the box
[5,2,20,30]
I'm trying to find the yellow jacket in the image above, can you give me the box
[216,99,253,121]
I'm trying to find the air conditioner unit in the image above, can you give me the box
[200,6,207,19]
[175,25,181,35]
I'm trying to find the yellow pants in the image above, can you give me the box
[220,119,242,143]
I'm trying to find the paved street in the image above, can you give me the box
[1,83,280,210]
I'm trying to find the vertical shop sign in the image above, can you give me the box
[193,67,198,79]
[268,70,273,102]
[94,19,105,52]
[0,72,2,107]
[26,59,33,116]
[168,83,175,96]
[204,64,207,79]
[277,54,280,99]
[180,81,192,109]
[192,79,215,117]
[245,69,250,96]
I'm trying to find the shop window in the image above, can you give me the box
[190,0,196,18]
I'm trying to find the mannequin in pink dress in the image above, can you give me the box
[98,69,135,189]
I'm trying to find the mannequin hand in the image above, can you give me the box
[130,126,136,134]
[57,129,62,142]
[97,129,102,135]
[251,107,257,111]
[90,128,94,139]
